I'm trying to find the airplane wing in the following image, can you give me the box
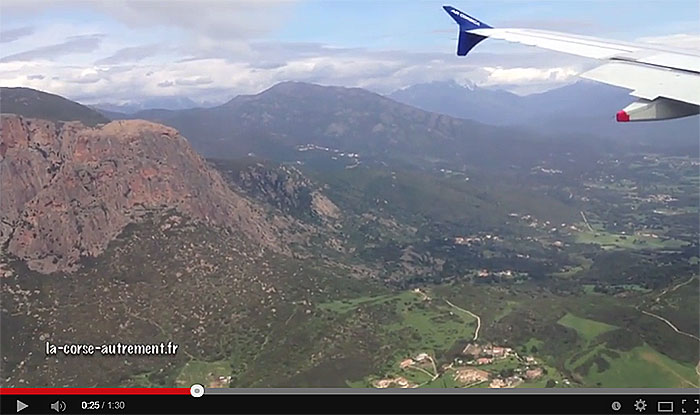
[443,5,700,122]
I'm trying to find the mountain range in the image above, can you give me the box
[84,81,622,176]
[388,80,699,151]
[0,81,604,276]
[388,80,628,126]
[7,79,695,158]
[3,80,684,277]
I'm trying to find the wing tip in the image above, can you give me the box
[443,5,491,30]
[616,110,630,122]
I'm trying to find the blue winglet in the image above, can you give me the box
[443,5,491,56]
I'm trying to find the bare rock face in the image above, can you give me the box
[0,115,280,273]
[221,160,341,222]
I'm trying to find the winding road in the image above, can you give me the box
[444,299,481,341]
[640,276,700,381]
[641,310,700,342]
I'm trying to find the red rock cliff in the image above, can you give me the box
[0,115,280,273]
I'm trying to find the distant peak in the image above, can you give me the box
[256,81,373,98]
[438,79,476,90]
[264,80,322,93]
[458,79,477,90]
[391,79,480,95]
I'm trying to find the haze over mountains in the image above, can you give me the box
[388,80,624,126]
[92,96,202,114]
[388,80,699,150]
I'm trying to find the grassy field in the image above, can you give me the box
[558,313,617,342]
[320,289,481,387]
[581,345,699,388]
[565,343,608,370]
[320,290,478,360]
[386,295,477,354]
[573,227,687,251]
[317,293,396,314]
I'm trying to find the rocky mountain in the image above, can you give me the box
[0,92,362,388]
[0,87,109,126]
[211,158,340,222]
[0,114,282,273]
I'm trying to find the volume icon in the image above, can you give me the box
[50,400,66,412]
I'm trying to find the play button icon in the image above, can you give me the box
[16,400,28,412]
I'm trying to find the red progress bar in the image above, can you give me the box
[0,388,189,395]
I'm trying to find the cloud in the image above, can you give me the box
[26,74,44,80]
[0,43,590,105]
[94,44,161,65]
[481,66,581,86]
[249,61,287,70]
[10,0,296,41]
[0,34,103,63]
[0,26,34,43]
[118,1,290,39]
[67,68,106,84]
[0,1,598,103]
[175,77,212,86]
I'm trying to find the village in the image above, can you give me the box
[372,341,545,389]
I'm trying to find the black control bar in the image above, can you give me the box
[2,391,699,414]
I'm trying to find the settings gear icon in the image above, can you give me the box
[634,399,647,412]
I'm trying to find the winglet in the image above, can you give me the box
[443,5,491,56]
[443,6,491,30]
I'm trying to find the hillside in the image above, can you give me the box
[0,87,109,126]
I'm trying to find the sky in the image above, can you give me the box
[1,0,698,105]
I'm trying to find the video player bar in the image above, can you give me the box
[1,388,698,414]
